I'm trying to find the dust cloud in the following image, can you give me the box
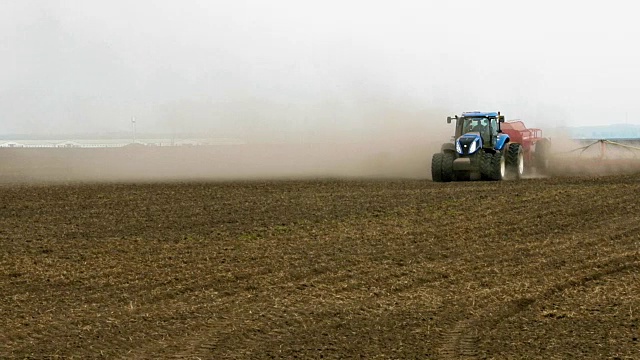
[0,101,454,183]
[529,124,640,177]
[6,109,640,183]
[545,137,640,177]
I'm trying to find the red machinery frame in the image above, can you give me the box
[500,120,545,165]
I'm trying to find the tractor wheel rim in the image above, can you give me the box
[500,156,506,178]
[518,152,524,174]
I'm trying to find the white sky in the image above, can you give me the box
[1,0,640,136]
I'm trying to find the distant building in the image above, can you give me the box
[56,141,82,148]
[0,141,24,148]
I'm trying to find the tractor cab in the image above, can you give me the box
[447,111,506,154]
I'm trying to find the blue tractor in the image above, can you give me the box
[431,111,524,181]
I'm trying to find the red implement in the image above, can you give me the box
[500,120,547,168]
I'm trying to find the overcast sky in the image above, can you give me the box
[1,0,639,137]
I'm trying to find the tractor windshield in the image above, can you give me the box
[462,118,489,134]
[460,117,498,144]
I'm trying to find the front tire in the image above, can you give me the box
[489,151,506,181]
[441,152,455,182]
[506,143,524,180]
[480,151,493,180]
[431,153,443,182]
[431,152,455,182]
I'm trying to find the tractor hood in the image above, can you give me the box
[456,133,482,155]
[456,133,511,154]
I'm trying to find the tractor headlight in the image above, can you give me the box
[456,141,463,154]
[468,140,478,154]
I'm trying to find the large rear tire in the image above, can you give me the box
[489,151,506,181]
[431,153,443,182]
[506,143,524,180]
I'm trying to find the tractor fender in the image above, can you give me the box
[495,134,510,151]
[441,143,456,153]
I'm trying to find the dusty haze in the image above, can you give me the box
[0,103,454,183]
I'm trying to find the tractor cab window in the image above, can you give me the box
[489,119,499,137]
[463,118,489,134]
[462,118,496,144]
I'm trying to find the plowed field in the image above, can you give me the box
[1,175,639,359]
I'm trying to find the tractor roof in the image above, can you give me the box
[461,111,499,118]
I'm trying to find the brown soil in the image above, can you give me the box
[1,157,639,358]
